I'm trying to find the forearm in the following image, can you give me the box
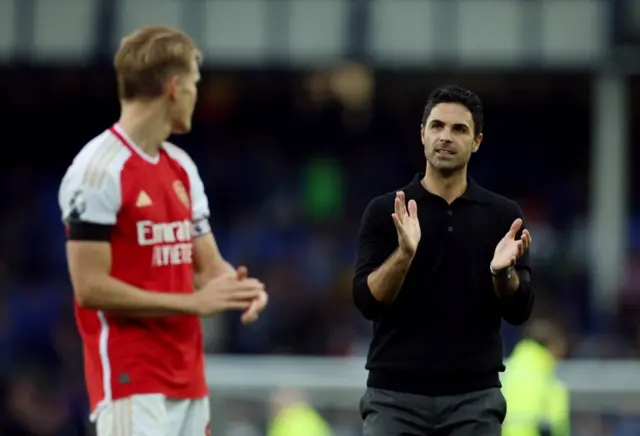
[492,270,520,297]
[195,259,234,289]
[193,233,235,288]
[493,271,534,325]
[367,249,414,303]
[75,275,197,317]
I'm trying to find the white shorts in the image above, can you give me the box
[96,394,210,436]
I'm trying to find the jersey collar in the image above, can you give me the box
[404,173,491,203]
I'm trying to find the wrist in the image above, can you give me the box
[490,265,514,280]
[396,248,415,264]
[172,294,201,315]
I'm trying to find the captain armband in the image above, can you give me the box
[192,218,212,237]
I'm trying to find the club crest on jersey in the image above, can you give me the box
[173,181,189,209]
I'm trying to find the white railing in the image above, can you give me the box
[206,356,640,414]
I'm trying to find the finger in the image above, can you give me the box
[241,312,259,324]
[228,289,262,300]
[241,301,261,324]
[392,213,406,235]
[517,240,524,257]
[407,199,418,219]
[225,301,253,310]
[255,290,268,310]
[395,195,404,220]
[398,191,408,217]
[237,278,264,288]
[241,294,266,324]
[236,265,248,280]
[508,219,523,237]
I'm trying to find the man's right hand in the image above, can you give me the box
[191,274,264,316]
[392,191,421,256]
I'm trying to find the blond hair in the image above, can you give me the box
[114,26,201,101]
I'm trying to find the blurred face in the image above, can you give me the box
[168,57,200,134]
[549,336,568,360]
[421,102,482,174]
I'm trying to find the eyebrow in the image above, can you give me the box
[430,119,470,129]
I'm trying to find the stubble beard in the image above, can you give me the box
[426,154,468,179]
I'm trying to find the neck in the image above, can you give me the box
[118,100,172,156]
[422,164,468,203]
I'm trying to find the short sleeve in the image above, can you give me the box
[58,163,122,226]
[184,160,210,223]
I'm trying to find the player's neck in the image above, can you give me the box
[422,165,468,204]
[118,102,172,157]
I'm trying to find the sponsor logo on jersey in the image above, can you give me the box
[135,190,153,207]
[136,219,193,266]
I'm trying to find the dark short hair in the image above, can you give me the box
[421,85,484,137]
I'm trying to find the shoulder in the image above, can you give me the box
[359,191,398,233]
[61,130,132,190]
[163,141,198,173]
[366,191,396,213]
[163,142,209,219]
[475,185,524,218]
[59,130,132,223]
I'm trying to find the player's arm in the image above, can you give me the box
[61,164,199,317]
[352,198,408,320]
[177,148,236,285]
[494,202,535,325]
[191,222,267,323]
[67,238,198,316]
[193,232,235,287]
[176,145,268,322]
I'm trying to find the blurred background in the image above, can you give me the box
[0,0,640,434]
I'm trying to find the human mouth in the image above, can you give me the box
[435,148,456,157]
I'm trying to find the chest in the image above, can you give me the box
[119,157,192,225]
[415,200,505,262]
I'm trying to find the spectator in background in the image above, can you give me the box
[267,389,332,436]
[502,319,570,436]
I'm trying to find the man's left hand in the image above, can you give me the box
[236,266,268,324]
[490,218,532,272]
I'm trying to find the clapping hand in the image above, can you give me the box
[236,266,268,324]
[490,218,532,272]
[392,191,421,256]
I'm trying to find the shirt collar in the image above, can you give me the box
[403,173,490,203]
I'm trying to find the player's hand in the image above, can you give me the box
[490,218,532,271]
[193,273,264,316]
[392,191,421,256]
[236,266,268,324]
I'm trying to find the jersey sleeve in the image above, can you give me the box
[58,162,122,241]
[163,143,211,237]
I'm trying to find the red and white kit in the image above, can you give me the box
[59,124,211,434]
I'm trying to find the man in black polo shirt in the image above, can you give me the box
[353,84,534,436]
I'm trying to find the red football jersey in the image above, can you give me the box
[59,124,210,421]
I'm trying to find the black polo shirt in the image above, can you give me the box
[352,173,534,396]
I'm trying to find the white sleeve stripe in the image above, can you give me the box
[82,138,122,188]
[59,131,130,226]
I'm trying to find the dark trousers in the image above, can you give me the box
[360,387,507,436]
